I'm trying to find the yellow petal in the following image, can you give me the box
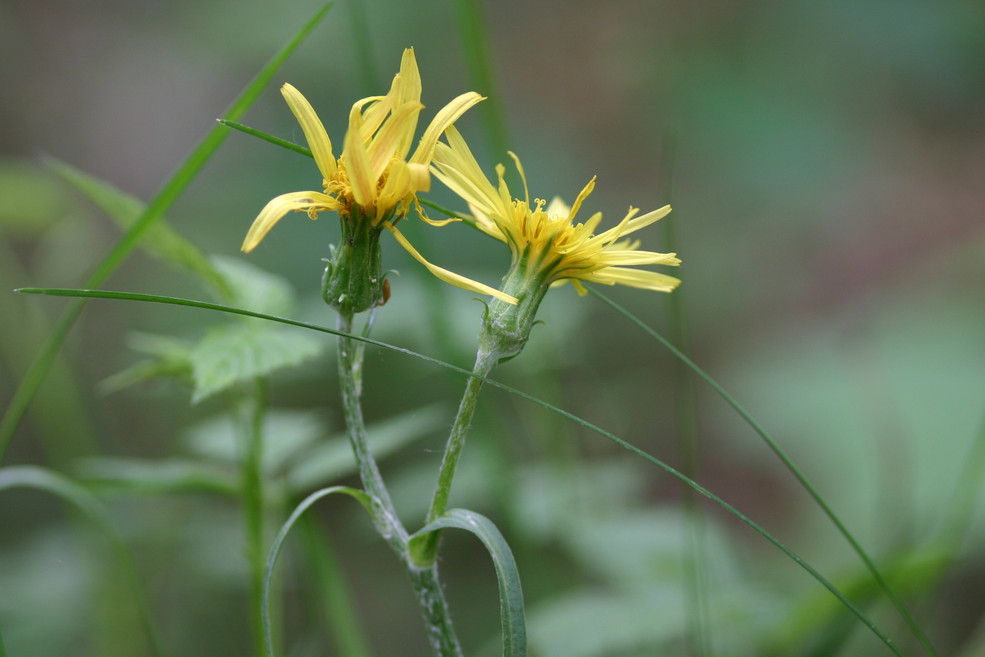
[344,103,376,208]
[383,221,518,304]
[366,101,423,182]
[579,267,681,292]
[280,84,337,182]
[241,191,337,252]
[375,159,412,222]
[410,92,484,166]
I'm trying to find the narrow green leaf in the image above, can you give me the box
[218,120,313,158]
[0,466,162,657]
[74,457,238,496]
[587,287,935,657]
[411,509,526,657]
[0,1,334,461]
[13,287,909,656]
[452,0,510,163]
[262,486,375,657]
[45,157,232,298]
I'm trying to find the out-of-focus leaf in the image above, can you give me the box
[45,157,231,298]
[768,542,954,653]
[210,256,295,317]
[184,410,327,473]
[0,161,69,234]
[284,404,447,493]
[527,589,684,657]
[99,333,195,394]
[74,457,238,496]
[190,323,322,403]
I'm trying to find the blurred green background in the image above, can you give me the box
[2,0,984,655]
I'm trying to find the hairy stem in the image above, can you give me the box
[418,348,498,564]
[335,312,463,657]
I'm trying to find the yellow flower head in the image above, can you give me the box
[240,48,515,307]
[431,126,681,296]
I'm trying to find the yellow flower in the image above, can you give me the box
[241,48,515,309]
[431,126,681,295]
[431,125,681,361]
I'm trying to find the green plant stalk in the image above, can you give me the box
[589,287,937,657]
[0,1,334,462]
[417,348,499,564]
[335,311,463,657]
[17,288,908,656]
[241,378,268,657]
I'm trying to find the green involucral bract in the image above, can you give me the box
[322,208,388,314]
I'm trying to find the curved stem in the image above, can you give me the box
[336,312,397,519]
[335,311,463,657]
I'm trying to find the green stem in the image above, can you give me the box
[418,348,499,564]
[335,312,463,657]
[336,312,397,520]
[242,378,268,657]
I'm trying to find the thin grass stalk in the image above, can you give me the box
[0,2,335,462]
[21,287,909,654]
[452,0,510,163]
[240,378,269,657]
[588,287,938,657]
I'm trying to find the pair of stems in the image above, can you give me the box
[335,311,495,657]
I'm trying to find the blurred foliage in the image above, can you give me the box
[2,0,984,656]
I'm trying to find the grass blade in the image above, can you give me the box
[0,2,334,462]
[411,509,526,657]
[16,286,908,655]
[0,465,162,657]
[587,286,937,657]
[262,486,374,657]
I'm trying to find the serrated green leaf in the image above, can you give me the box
[45,157,231,298]
[210,255,296,316]
[190,323,322,403]
[74,457,238,495]
[411,509,526,657]
[100,332,195,394]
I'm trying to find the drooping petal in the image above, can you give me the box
[384,221,518,304]
[280,84,337,182]
[241,191,338,252]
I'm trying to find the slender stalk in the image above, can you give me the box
[417,347,498,564]
[242,378,268,657]
[335,311,463,657]
[0,2,334,462]
[336,312,397,521]
[590,287,938,657]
